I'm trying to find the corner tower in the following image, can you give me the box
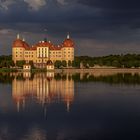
[62,33,75,62]
[12,34,25,63]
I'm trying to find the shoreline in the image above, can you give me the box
[55,68,140,76]
[0,68,140,75]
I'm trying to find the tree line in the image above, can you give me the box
[74,54,140,68]
[0,54,140,68]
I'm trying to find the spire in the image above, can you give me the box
[17,34,20,39]
[67,32,70,39]
[22,38,25,42]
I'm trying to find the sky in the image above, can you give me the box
[0,0,140,56]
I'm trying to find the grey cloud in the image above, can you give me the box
[78,0,140,9]
[0,0,16,10]
[24,0,47,11]
[0,0,140,56]
[0,0,47,11]
[0,28,15,34]
[56,0,67,5]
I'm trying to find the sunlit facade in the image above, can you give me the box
[12,34,75,67]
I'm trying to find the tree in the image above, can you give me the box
[0,61,6,67]
[29,61,34,68]
[54,61,62,68]
[72,60,80,68]
[68,60,72,67]
[111,60,121,68]
[16,60,25,67]
[61,60,67,67]
[88,60,94,67]
[10,60,15,67]
[82,60,88,68]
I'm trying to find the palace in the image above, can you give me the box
[12,34,74,68]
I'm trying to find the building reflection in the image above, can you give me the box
[12,72,74,113]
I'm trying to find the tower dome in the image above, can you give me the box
[63,33,74,47]
[12,34,24,48]
[12,39,24,48]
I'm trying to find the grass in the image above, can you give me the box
[0,68,18,72]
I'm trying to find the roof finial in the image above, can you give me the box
[17,34,20,39]
[67,32,70,39]
[23,38,25,42]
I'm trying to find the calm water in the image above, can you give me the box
[0,72,140,140]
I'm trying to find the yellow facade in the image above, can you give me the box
[12,34,75,66]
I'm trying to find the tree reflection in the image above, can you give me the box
[0,72,140,85]
[54,73,140,85]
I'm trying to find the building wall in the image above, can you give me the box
[50,50,62,62]
[12,47,25,63]
[23,65,31,71]
[62,47,74,62]
[24,50,36,63]
[37,47,49,58]
[12,45,74,65]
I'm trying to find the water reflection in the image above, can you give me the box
[10,71,140,116]
[12,72,74,113]
[0,72,140,85]
[0,72,140,139]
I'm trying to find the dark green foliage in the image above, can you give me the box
[54,60,62,68]
[75,54,140,68]
[16,60,26,67]
[0,55,15,68]
[61,60,67,67]
[29,60,34,68]
[72,60,80,68]
[68,60,72,67]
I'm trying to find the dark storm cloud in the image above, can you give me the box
[78,0,140,26]
[0,0,140,56]
[78,0,140,9]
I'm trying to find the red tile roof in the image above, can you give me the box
[12,38,74,50]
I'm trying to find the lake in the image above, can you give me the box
[0,72,140,140]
